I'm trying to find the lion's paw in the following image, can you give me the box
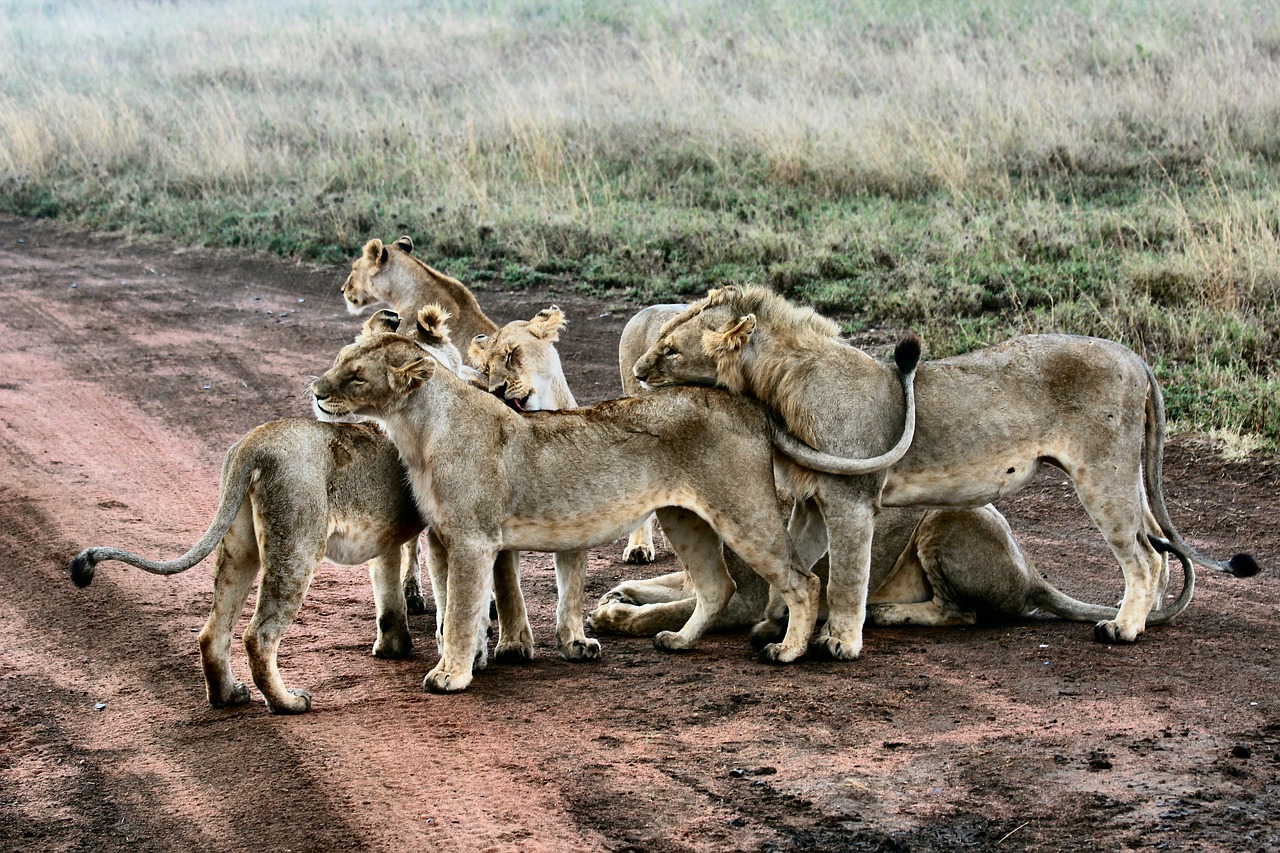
[405,592,429,616]
[560,637,602,661]
[423,667,472,694]
[266,688,312,715]
[749,618,786,651]
[210,681,252,708]
[1093,620,1141,644]
[812,635,862,661]
[585,602,633,633]
[494,640,536,663]
[653,630,695,652]
[372,630,413,659]
[759,642,803,664]
[622,544,656,565]
[596,589,637,607]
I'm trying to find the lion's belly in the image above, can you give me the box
[324,517,414,566]
[500,487,693,552]
[881,458,1043,508]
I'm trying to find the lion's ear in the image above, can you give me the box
[467,334,491,370]
[362,238,386,266]
[392,235,414,254]
[360,309,401,339]
[415,304,453,348]
[389,356,435,394]
[527,305,566,341]
[703,313,757,357]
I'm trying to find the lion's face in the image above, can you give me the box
[468,306,567,412]
[341,236,414,315]
[311,334,435,422]
[633,303,749,389]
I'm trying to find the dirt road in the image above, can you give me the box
[0,215,1276,852]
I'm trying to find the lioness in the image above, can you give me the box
[590,504,1194,637]
[310,330,858,692]
[635,285,1257,658]
[469,305,578,411]
[615,304,687,563]
[67,309,536,715]
[342,235,499,348]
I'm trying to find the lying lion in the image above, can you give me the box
[66,308,538,714]
[589,504,1193,638]
[635,285,1257,659]
[310,327,916,692]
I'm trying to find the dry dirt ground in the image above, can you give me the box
[0,214,1277,853]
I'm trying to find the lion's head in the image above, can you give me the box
[633,285,842,394]
[342,235,416,314]
[311,331,439,424]
[468,305,573,411]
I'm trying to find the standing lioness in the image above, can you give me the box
[310,330,827,693]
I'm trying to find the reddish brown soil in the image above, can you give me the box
[0,214,1276,852]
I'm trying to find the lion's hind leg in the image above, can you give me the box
[650,508,736,652]
[198,500,258,708]
[1072,471,1165,643]
[242,506,325,714]
[588,571,694,635]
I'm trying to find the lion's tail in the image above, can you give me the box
[69,436,258,588]
[1028,534,1194,625]
[1140,363,1259,579]
[771,333,920,476]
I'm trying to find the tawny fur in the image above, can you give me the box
[635,285,1253,657]
[342,235,499,348]
[311,332,824,693]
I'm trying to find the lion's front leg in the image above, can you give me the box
[493,549,535,662]
[401,537,428,616]
[369,553,413,659]
[424,541,496,694]
[621,512,658,564]
[554,549,601,660]
[587,571,695,635]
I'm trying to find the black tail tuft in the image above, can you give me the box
[894,332,922,374]
[69,552,97,588]
[1227,552,1260,578]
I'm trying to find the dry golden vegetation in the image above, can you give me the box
[1,0,1277,443]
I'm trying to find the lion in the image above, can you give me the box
[341,235,499,348]
[634,285,1258,659]
[340,237,498,610]
[589,504,1194,638]
[615,304,687,563]
[309,329,876,693]
[468,305,578,411]
[67,308,536,715]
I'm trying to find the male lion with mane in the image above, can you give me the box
[634,285,1257,659]
[310,327,918,692]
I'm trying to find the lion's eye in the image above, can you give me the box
[663,346,678,358]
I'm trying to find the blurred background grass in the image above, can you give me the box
[1,0,1277,447]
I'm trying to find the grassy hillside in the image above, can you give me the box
[2,0,1277,447]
